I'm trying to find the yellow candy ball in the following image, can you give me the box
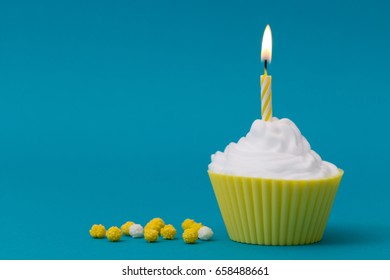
[160,224,177,240]
[106,226,122,242]
[149,218,165,230]
[144,222,160,233]
[89,224,106,239]
[182,218,196,230]
[190,222,203,233]
[144,229,159,243]
[182,228,198,244]
[121,221,134,236]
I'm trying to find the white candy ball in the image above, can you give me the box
[129,224,144,238]
[198,226,214,240]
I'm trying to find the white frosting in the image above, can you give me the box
[198,226,214,241]
[208,118,339,179]
[129,224,144,238]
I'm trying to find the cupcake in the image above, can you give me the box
[208,118,343,245]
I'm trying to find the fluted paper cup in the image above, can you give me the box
[208,169,343,245]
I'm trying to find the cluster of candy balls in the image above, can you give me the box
[89,218,213,244]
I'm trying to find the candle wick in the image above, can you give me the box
[264,60,268,75]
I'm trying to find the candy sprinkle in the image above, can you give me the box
[160,224,177,240]
[121,221,134,236]
[182,228,198,244]
[144,229,159,243]
[106,226,122,242]
[89,224,106,239]
[181,218,196,230]
[198,226,214,241]
[130,224,144,238]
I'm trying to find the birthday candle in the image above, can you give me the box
[261,25,273,121]
[261,72,272,121]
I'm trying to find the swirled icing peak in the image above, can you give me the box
[208,118,339,179]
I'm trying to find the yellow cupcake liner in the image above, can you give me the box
[208,169,343,245]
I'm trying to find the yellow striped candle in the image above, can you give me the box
[261,25,273,121]
[261,72,272,121]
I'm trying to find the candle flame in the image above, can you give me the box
[261,24,272,63]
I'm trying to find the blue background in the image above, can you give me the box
[1,0,389,259]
